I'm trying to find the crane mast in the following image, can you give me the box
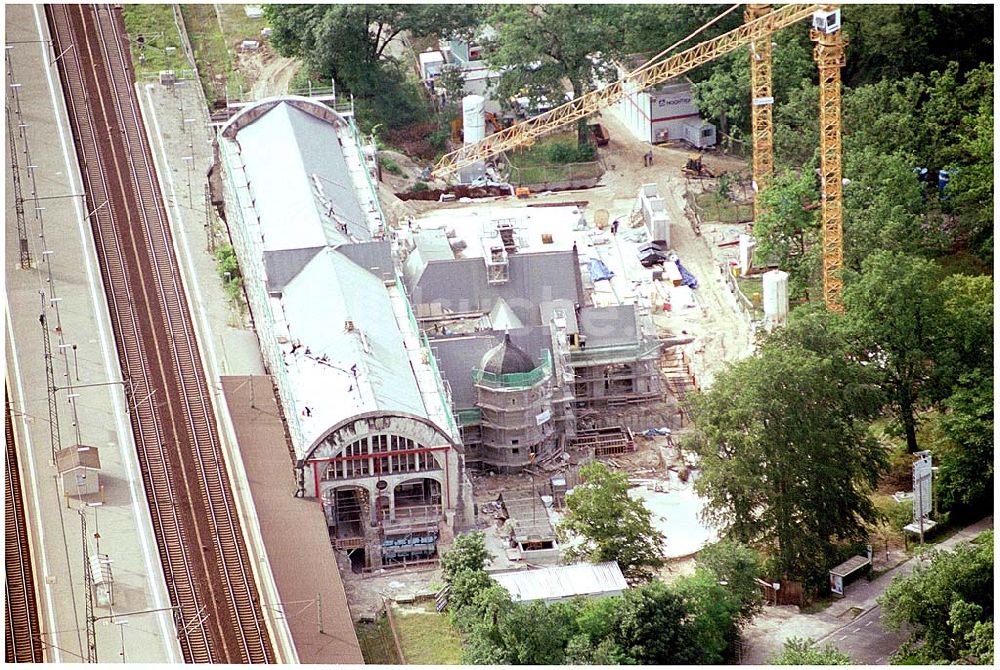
[746,3,775,215]
[433,3,846,312]
[811,7,846,311]
[431,3,818,179]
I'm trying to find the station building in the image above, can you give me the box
[217,97,471,568]
[399,206,663,472]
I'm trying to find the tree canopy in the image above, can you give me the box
[557,461,665,584]
[683,310,886,584]
[264,4,480,129]
[880,531,994,664]
[482,4,621,145]
[842,251,946,453]
[770,637,852,665]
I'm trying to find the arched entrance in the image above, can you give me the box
[390,477,442,523]
[380,476,444,565]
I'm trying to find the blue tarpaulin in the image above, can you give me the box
[675,259,698,289]
[588,258,615,282]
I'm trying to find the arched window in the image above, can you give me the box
[320,433,442,481]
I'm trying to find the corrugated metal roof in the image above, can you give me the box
[281,249,427,447]
[235,101,371,253]
[491,562,628,602]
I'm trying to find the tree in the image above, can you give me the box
[879,531,993,663]
[672,570,742,663]
[770,637,852,665]
[841,148,939,270]
[482,4,622,145]
[558,461,665,584]
[842,251,946,453]
[441,531,492,613]
[441,531,489,582]
[938,273,993,381]
[264,5,480,128]
[935,370,994,520]
[694,26,813,142]
[695,540,763,624]
[840,4,993,87]
[610,581,699,664]
[683,312,886,584]
[751,170,821,299]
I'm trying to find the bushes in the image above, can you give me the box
[544,141,596,164]
[215,243,244,304]
[379,156,403,176]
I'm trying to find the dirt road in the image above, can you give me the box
[506,112,756,388]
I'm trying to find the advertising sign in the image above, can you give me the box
[912,450,933,523]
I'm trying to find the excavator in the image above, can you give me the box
[682,154,714,179]
[431,4,846,312]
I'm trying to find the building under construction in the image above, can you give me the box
[216,97,471,569]
[399,205,662,471]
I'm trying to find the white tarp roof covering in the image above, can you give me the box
[490,562,628,602]
[234,101,371,252]
[281,249,427,450]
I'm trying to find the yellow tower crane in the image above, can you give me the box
[811,6,847,311]
[432,3,847,310]
[745,3,775,210]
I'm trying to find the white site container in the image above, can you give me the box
[462,94,486,144]
[763,269,789,328]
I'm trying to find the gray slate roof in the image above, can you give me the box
[429,326,552,409]
[405,249,582,326]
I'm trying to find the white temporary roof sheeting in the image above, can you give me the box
[490,562,628,603]
[281,249,427,451]
[234,101,371,252]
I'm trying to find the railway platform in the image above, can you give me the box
[4,5,181,662]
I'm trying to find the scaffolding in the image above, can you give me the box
[572,426,636,457]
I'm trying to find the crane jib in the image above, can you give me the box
[433,3,820,177]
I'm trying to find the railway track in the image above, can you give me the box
[46,5,273,663]
[5,385,45,663]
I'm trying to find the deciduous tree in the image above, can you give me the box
[842,251,946,453]
[879,531,993,663]
[770,637,852,665]
[558,461,665,584]
[683,312,885,584]
[482,4,622,145]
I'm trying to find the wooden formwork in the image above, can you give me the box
[572,426,636,457]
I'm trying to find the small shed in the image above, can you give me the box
[490,562,628,604]
[829,555,871,597]
[56,445,102,497]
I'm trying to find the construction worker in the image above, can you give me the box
[645,150,654,167]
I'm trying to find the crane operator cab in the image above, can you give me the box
[812,8,841,34]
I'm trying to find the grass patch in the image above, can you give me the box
[506,132,602,186]
[800,594,836,614]
[179,4,247,104]
[392,601,463,665]
[693,190,754,223]
[215,4,266,47]
[121,4,188,79]
[355,614,401,665]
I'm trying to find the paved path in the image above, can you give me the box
[741,516,993,664]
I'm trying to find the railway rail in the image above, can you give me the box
[5,385,45,663]
[46,5,273,663]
